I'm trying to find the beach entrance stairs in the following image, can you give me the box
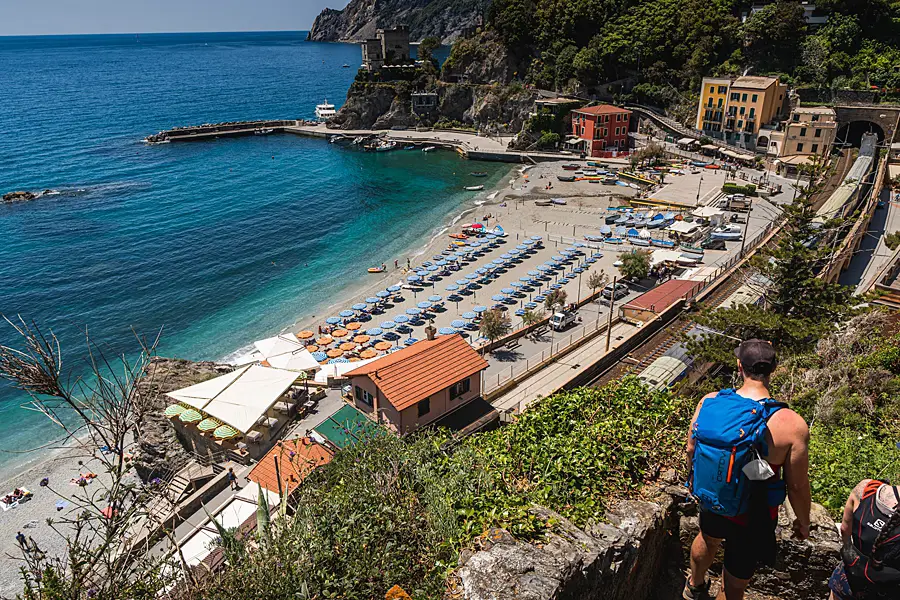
[145,458,221,525]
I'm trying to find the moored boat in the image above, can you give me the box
[550,198,567,205]
[375,141,397,152]
[651,238,676,248]
[680,244,705,256]
[465,185,484,191]
[470,172,488,177]
[630,238,651,246]
[423,146,437,152]
[315,99,336,121]
[558,175,576,182]
[367,267,385,273]
[561,164,580,170]
[604,237,624,245]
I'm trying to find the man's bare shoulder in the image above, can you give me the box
[769,407,810,441]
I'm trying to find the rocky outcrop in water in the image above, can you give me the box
[307,0,485,43]
[133,357,232,482]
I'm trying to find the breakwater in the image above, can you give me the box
[143,119,299,143]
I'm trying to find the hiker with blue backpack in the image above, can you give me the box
[684,339,811,600]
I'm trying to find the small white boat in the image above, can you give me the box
[375,141,397,152]
[550,198,567,205]
[423,146,437,153]
[254,128,274,135]
[465,185,484,191]
[342,64,350,68]
[315,99,336,121]
[710,224,742,241]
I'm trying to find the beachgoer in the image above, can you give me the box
[381,263,386,271]
[827,479,900,600]
[406,258,411,269]
[227,467,239,491]
[15,532,26,550]
[27,537,40,554]
[684,340,810,600]
[394,259,399,269]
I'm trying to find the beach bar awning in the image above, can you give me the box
[166,364,300,434]
[677,137,698,145]
[251,334,320,372]
[650,249,685,266]
[700,144,718,151]
[668,221,700,234]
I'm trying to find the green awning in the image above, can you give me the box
[179,409,203,423]
[197,418,221,432]
[213,424,239,439]
[164,404,186,417]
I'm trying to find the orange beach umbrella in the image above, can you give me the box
[374,341,392,352]
[297,330,314,339]
[339,342,357,351]
[305,344,319,353]
[345,322,361,331]
[332,329,349,338]
[326,348,343,358]
[353,335,370,344]
[359,349,378,359]
[316,336,333,345]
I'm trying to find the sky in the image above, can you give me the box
[0,0,352,36]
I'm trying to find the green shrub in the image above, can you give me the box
[722,182,757,196]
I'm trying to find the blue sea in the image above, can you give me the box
[0,32,508,478]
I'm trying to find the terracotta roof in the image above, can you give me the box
[621,279,702,313]
[732,76,779,90]
[344,335,488,411]
[247,437,333,494]
[572,104,632,116]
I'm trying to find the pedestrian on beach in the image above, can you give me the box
[684,340,810,600]
[15,531,26,550]
[227,467,239,491]
[406,258,411,269]
[394,259,399,269]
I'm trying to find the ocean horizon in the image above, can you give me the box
[0,31,505,479]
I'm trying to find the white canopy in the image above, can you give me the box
[692,206,724,219]
[650,249,685,266]
[668,221,701,234]
[166,364,299,434]
[677,137,698,145]
[315,357,380,384]
[245,334,320,372]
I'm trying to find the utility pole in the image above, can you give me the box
[695,175,704,207]
[605,276,616,352]
[740,196,753,256]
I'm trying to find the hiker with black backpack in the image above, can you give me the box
[827,478,900,600]
[684,339,811,600]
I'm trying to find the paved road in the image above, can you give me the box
[839,187,899,293]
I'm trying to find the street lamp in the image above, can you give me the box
[696,174,704,207]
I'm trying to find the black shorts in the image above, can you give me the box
[699,510,778,580]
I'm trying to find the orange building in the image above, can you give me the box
[570,105,632,157]
[247,437,333,495]
[344,334,488,435]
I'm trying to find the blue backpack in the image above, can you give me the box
[690,389,786,517]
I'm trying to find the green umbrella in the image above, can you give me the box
[213,424,239,439]
[164,404,186,417]
[179,409,202,423]
[197,418,221,432]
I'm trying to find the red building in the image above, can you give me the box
[570,105,632,157]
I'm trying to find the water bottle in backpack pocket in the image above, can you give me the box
[690,389,786,517]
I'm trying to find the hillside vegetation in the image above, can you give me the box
[455,0,900,107]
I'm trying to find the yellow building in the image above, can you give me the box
[696,75,788,152]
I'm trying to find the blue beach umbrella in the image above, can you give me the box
[436,260,448,266]
[516,244,528,251]
[486,234,497,240]
[531,235,543,241]
[438,327,458,336]
[325,317,341,325]
[492,258,505,265]
[393,314,409,324]
[537,265,550,272]
[422,261,432,267]
[451,320,466,328]
[417,301,432,309]
[522,239,534,245]
[387,285,401,293]
[550,283,562,290]
[574,242,585,248]
[376,290,391,298]
[366,297,380,304]
[454,251,467,259]
[445,284,459,291]
[552,255,563,261]
[426,265,439,272]
[469,240,481,247]
[519,276,532,282]
[501,287,515,295]
[574,267,584,273]
[339,310,355,318]
[527,270,540,277]
[476,267,489,275]
[456,278,468,286]
[492,294,506,302]
[515,308,525,316]
[407,274,421,282]
[352,303,368,311]
[428,295,442,303]
[462,311,477,320]
[465,273,478,280]
[432,254,444,261]
[500,253,512,259]
[380,321,396,329]
[405,307,422,316]
[525,302,537,309]
[510,281,522,288]
[509,249,521,256]
[311,351,328,362]
[365,328,383,336]
[473,306,487,313]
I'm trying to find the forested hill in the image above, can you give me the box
[449,0,900,110]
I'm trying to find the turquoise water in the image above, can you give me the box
[0,32,508,476]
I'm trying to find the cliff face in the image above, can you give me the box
[307,0,485,43]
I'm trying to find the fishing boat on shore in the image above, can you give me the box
[710,224,742,240]
[651,239,676,248]
[630,238,651,247]
[315,99,336,122]
[561,164,580,171]
[465,185,484,191]
[604,237,624,245]
[557,175,576,182]
[550,198,567,205]
[680,244,705,257]
[534,200,552,206]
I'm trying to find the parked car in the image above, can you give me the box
[700,238,726,250]
[601,282,630,300]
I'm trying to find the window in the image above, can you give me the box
[793,113,800,122]
[615,127,621,135]
[718,85,728,94]
[450,378,471,399]
[741,93,747,102]
[580,126,584,135]
[812,114,819,122]
[709,86,714,93]
[717,98,723,107]
[752,94,758,102]
[770,141,777,148]
[707,98,713,107]
[602,128,607,136]
[811,144,819,153]
[814,128,822,138]
[739,106,745,115]
[797,142,804,152]
[737,120,743,129]
[749,108,755,118]
[731,92,739,101]
[744,133,752,142]
[799,127,807,137]
[354,386,373,407]
[417,398,430,417]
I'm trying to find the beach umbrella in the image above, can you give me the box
[432,254,444,261]
[534,294,546,302]
[393,314,409,324]
[574,267,584,273]
[417,301,432,309]
[592,251,603,258]
[552,255,564,261]
[451,320,466,328]
[445,284,459,291]
[428,295,442,303]
[510,282,522,289]
[405,307,421,316]
[326,349,343,358]
[509,249,521,256]
[179,409,202,424]
[462,247,475,254]
[464,273,478,280]
[500,253,512,260]
[374,341,393,352]
[404,338,418,346]
[515,308,526,316]
[550,283,562,290]
[353,335,370,344]
[525,302,537,309]
[438,327,458,336]
[359,349,377,359]
[476,267,489,275]
[473,306,487,314]
[522,239,534,245]
[332,329,349,338]
[339,342,357,351]
[311,351,328,362]
[325,317,341,325]
[436,260,448,266]
[376,290,391,298]
[426,265,439,272]
[297,330,315,340]
[455,279,469,286]
[462,311,477,320]
[468,240,481,247]
[537,265,550,272]
[345,322,361,331]
[365,327,383,336]
[352,303,368,311]
[501,287,515,295]
[492,258,506,265]
[328,357,350,364]
[454,251,467,259]
[491,294,506,302]
[315,335,333,345]
[339,310,355,318]
[407,274,421,282]
[380,321,396,330]
[366,297,380,304]
[197,418,221,432]
[527,270,540,277]
[164,404,186,418]
[468,223,484,230]
[213,425,239,440]
[387,284,401,293]
[516,244,528,251]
